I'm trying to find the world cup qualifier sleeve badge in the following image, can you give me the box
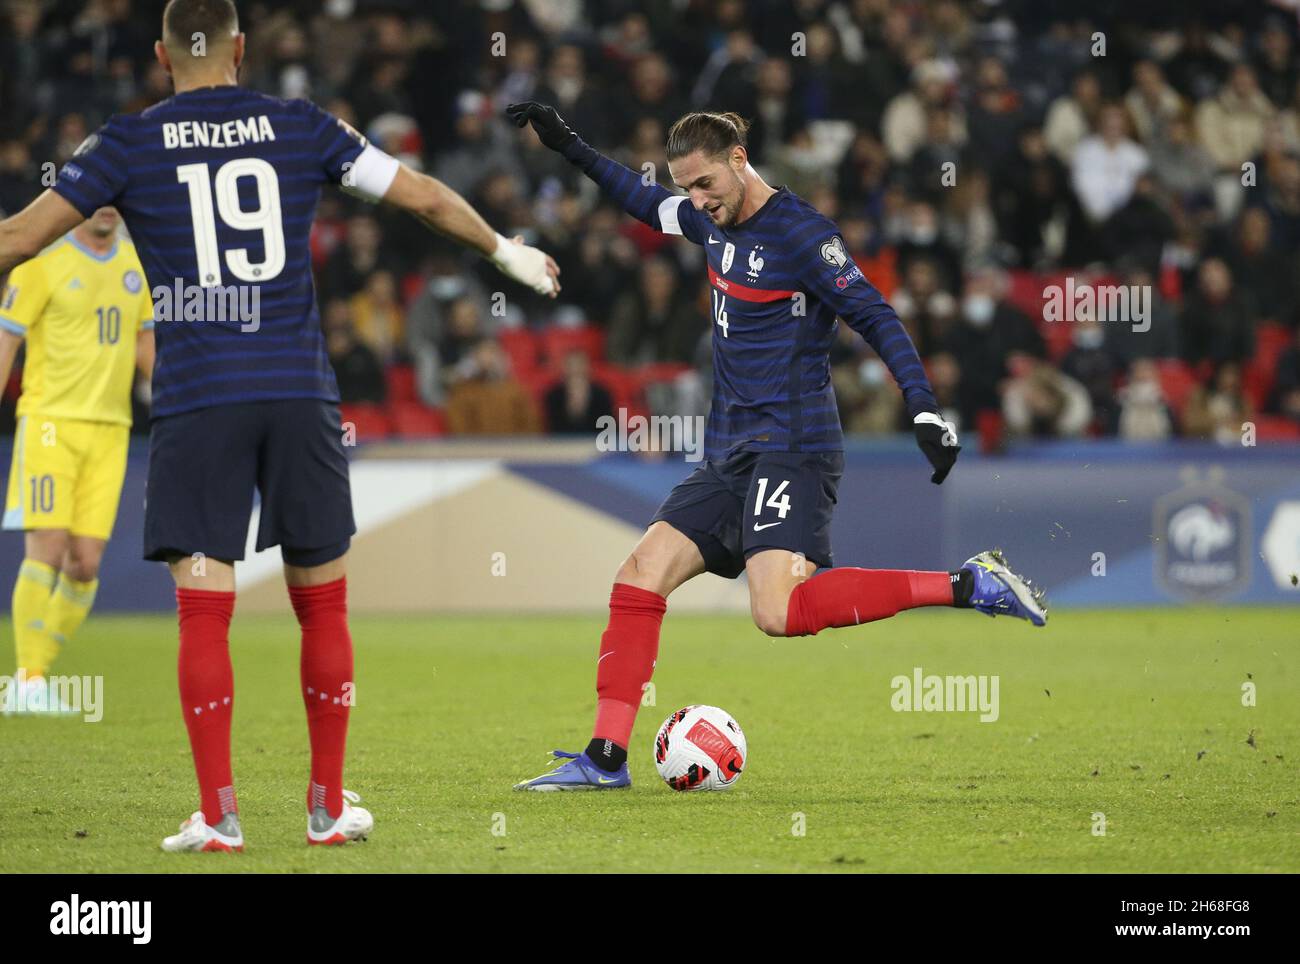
[1153,467,1252,600]
[819,235,848,268]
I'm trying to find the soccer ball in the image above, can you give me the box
[653,705,747,791]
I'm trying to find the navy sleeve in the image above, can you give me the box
[798,228,938,418]
[563,138,707,244]
[295,99,367,186]
[52,117,131,217]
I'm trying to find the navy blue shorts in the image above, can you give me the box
[651,449,844,579]
[143,399,355,565]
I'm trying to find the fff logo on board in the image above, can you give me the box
[1153,470,1251,600]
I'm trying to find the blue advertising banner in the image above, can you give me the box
[1,438,1297,611]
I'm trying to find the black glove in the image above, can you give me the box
[505,102,578,153]
[913,412,960,485]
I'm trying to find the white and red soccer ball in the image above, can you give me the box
[653,705,747,791]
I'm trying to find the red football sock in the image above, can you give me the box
[290,578,353,819]
[592,583,667,749]
[176,588,237,826]
[785,569,953,637]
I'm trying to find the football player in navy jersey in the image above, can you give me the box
[0,0,560,850]
[508,103,1046,791]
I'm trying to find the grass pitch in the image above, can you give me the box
[1,607,1296,873]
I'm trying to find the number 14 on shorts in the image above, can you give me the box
[753,477,790,530]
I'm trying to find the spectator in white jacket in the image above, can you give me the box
[1071,103,1149,223]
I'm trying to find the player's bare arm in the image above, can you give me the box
[0,191,85,277]
[0,328,21,397]
[378,164,559,297]
[135,328,155,381]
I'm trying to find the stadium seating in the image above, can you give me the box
[540,325,606,367]
[339,403,392,441]
[499,328,541,376]
[390,400,446,438]
[1155,359,1198,419]
[385,364,418,404]
[1243,323,1293,411]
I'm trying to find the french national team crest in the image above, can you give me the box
[1153,467,1251,600]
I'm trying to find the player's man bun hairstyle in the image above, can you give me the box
[163,0,239,50]
[665,111,750,162]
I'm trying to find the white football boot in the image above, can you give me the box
[161,811,244,852]
[307,789,373,845]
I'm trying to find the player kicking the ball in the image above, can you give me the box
[0,0,559,850]
[508,103,1046,791]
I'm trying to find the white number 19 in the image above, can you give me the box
[177,158,285,287]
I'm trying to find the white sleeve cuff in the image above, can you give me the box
[657,195,686,236]
[341,143,400,202]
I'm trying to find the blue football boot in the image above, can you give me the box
[961,549,1048,626]
[513,750,632,791]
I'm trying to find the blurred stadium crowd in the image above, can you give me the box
[3,0,1300,447]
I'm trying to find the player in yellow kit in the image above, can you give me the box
[0,206,154,713]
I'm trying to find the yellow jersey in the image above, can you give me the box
[0,234,153,427]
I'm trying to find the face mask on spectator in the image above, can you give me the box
[552,77,581,102]
[859,358,887,386]
[1073,326,1105,349]
[963,293,995,328]
[431,277,468,299]
[908,223,938,245]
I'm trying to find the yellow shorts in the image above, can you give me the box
[3,415,130,540]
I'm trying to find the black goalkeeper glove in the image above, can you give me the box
[506,101,579,153]
[913,412,961,485]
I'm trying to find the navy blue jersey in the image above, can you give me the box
[52,86,365,418]
[570,147,938,460]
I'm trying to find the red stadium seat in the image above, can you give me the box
[389,400,446,437]
[1006,269,1059,329]
[338,403,391,442]
[400,271,425,306]
[1251,414,1300,442]
[386,364,417,403]
[1155,359,1198,418]
[499,328,540,376]
[634,362,693,387]
[541,325,605,367]
[1244,322,1294,410]
[591,363,646,419]
[976,408,1004,454]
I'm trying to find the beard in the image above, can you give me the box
[712,173,747,227]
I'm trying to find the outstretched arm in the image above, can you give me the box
[378,164,559,297]
[507,102,704,243]
[0,191,83,277]
[799,231,960,484]
[307,102,560,299]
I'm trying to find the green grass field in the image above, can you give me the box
[1,607,1296,873]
